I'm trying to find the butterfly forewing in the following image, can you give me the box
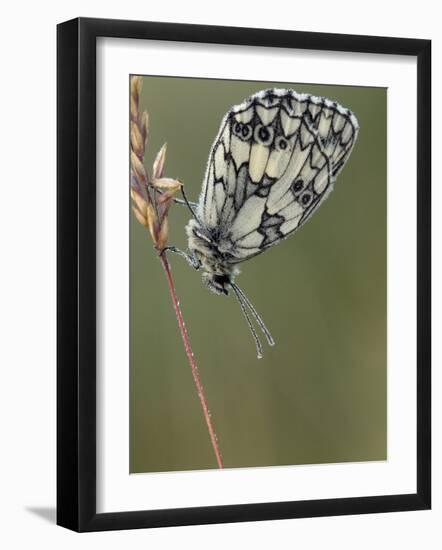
[197,88,359,263]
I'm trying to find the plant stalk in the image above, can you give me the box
[160,253,224,469]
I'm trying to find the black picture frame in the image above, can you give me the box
[57,17,431,532]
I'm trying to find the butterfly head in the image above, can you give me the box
[202,272,231,296]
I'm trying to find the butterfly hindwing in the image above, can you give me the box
[197,89,359,262]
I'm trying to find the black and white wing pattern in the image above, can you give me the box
[196,89,359,262]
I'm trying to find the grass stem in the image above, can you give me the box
[160,253,224,469]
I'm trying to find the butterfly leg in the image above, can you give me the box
[149,184,198,209]
[163,246,201,270]
[173,197,198,209]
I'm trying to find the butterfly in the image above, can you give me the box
[167,88,359,358]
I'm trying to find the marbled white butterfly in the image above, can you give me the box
[168,88,359,358]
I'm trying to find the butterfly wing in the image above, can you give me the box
[197,89,359,263]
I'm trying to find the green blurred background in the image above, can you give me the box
[130,76,386,473]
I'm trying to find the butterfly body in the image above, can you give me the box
[181,88,359,356]
[186,218,239,295]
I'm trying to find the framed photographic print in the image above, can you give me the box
[57,17,431,532]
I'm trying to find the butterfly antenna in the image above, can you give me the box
[231,282,275,346]
[230,283,263,359]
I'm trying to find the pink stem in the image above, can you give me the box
[160,253,224,469]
